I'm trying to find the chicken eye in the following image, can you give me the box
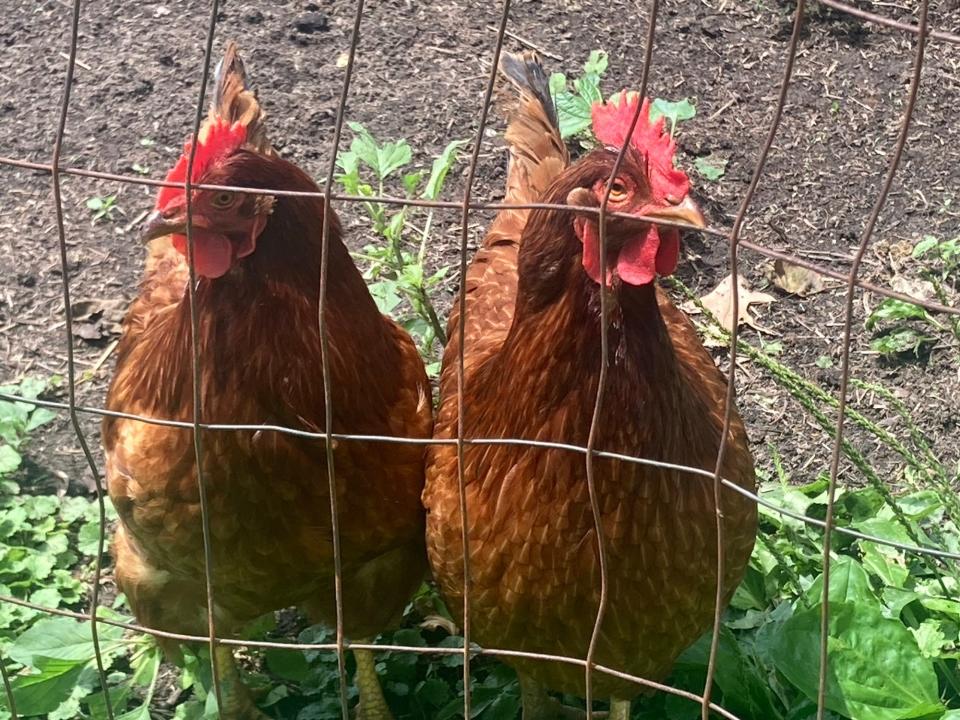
[608,179,629,201]
[210,191,236,209]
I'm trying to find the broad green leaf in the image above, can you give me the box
[265,647,310,682]
[573,72,602,105]
[650,98,696,133]
[423,139,468,200]
[6,658,85,715]
[911,619,946,658]
[676,627,782,720]
[911,235,939,258]
[769,600,939,720]
[374,139,412,181]
[869,327,933,355]
[802,556,878,609]
[860,541,908,588]
[694,156,727,181]
[8,617,124,666]
[866,298,929,330]
[25,408,56,432]
[0,446,20,475]
[552,90,593,139]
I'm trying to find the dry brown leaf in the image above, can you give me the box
[684,274,776,346]
[768,259,825,296]
[71,298,127,341]
[889,273,935,302]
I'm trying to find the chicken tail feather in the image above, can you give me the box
[499,51,558,129]
[486,51,569,246]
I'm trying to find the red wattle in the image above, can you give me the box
[171,231,235,279]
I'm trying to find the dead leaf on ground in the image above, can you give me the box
[683,273,776,346]
[768,259,825,296]
[71,298,127,342]
[889,273,935,302]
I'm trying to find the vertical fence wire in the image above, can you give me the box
[582,0,660,710]
[454,2,513,716]
[181,0,226,711]
[700,0,806,716]
[49,1,115,717]
[816,1,930,716]
[317,0,368,717]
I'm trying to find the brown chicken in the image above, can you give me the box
[103,43,431,720]
[423,53,757,719]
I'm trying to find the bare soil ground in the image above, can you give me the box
[0,0,958,695]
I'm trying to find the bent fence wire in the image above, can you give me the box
[0,0,956,719]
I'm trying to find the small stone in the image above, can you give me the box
[294,11,328,34]
[244,9,263,24]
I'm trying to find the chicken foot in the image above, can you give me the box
[353,643,394,720]
[518,674,610,720]
[213,645,270,720]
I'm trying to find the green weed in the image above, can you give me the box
[336,122,465,376]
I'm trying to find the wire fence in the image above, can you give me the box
[0,0,957,719]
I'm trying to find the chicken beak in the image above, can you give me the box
[642,196,707,230]
[140,209,186,243]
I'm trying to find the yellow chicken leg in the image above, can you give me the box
[213,645,270,720]
[609,698,631,720]
[519,673,609,720]
[353,644,393,720]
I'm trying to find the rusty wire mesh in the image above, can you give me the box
[0,0,957,719]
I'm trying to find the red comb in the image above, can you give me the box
[155,118,248,209]
[591,93,689,202]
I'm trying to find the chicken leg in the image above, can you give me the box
[518,673,609,720]
[353,644,393,720]
[609,698,630,720]
[213,645,270,720]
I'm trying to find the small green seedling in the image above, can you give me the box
[85,194,120,224]
[694,156,727,181]
[866,235,959,359]
[649,97,697,135]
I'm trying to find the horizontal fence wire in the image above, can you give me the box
[0,0,955,719]
[1,157,957,317]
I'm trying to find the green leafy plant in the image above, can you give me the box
[866,236,959,358]
[336,122,466,376]
[1,615,161,720]
[548,50,608,140]
[0,378,153,720]
[85,195,121,225]
[660,276,960,720]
